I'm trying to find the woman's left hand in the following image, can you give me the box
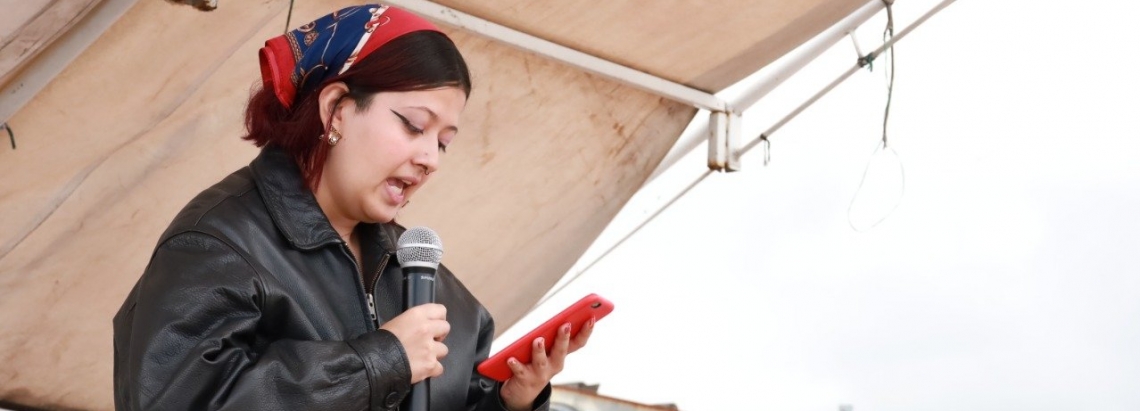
[499,317,595,411]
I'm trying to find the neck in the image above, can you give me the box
[313,184,358,244]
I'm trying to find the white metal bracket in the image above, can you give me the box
[707,110,743,172]
[849,31,866,61]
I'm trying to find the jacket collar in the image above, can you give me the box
[249,147,398,252]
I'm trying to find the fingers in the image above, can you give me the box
[409,304,450,341]
[500,335,560,411]
[501,354,547,411]
[427,316,451,342]
[530,337,549,370]
[506,356,528,380]
[415,303,448,320]
[416,338,449,379]
[406,330,449,382]
[435,339,450,359]
[549,323,572,371]
[569,317,595,353]
[506,335,551,384]
[428,341,449,378]
[380,303,451,384]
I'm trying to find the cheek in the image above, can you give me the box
[328,145,373,186]
[340,141,396,193]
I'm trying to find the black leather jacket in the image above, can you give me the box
[113,147,549,411]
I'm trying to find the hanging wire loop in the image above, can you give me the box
[879,0,896,147]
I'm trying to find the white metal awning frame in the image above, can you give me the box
[387,0,894,173]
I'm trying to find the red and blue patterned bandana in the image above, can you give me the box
[258,4,441,108]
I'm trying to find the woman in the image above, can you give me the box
[112,4,591,410]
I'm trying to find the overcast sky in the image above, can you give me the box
[495,1,1140,410]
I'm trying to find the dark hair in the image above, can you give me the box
[243,31,472,189]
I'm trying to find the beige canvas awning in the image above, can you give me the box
[0,0,867,409]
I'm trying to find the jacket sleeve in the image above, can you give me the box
[466,308,551,411]
[113,231,410,411]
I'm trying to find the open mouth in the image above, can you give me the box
[385,178,408,203]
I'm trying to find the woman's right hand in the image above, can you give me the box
[380,303,450,384]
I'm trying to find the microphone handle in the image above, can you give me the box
[403,265,436,411]
[403,266,437,309]
[408,380,430,411]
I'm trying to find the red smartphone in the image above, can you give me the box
[477,293,614,382]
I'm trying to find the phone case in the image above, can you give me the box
[476,293,614,382]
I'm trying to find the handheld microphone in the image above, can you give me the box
[397,227,443,411]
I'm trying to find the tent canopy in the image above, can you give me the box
[0,0,867,409]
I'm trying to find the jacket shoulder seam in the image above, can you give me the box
[191,182,256,227]
[156,229,268,308]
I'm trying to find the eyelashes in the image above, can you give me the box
[391,110,424,135]
[391,109,447,153]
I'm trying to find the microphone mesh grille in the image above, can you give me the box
[396,226,443,265]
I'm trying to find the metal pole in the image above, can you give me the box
[385,0,732,113]
[648,0,887,181]
[730,0,887,109]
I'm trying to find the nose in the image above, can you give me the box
[413,137,440,176]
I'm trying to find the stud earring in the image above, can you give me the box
[325,127,341,146]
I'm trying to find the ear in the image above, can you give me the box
[317,82,350,130]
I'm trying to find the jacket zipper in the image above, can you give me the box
[340,243,380,330]
[367,253,389,328]
[342,245,400,410]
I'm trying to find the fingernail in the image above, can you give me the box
[561,323,572,333]
[508,358,519,366]
[589,316,596,327]
[535,337,544,346]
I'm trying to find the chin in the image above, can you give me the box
[368,213,397,224]
[365,205,399,224]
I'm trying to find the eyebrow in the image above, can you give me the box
[403,106,459,133]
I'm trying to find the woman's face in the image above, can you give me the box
[318,86,467,225]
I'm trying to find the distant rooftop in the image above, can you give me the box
[553,383,680,411]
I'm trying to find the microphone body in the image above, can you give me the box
[403,265,437,310]
[402,264,435,411]
[397,227,444,411]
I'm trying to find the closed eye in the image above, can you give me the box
[391,110,424,135]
